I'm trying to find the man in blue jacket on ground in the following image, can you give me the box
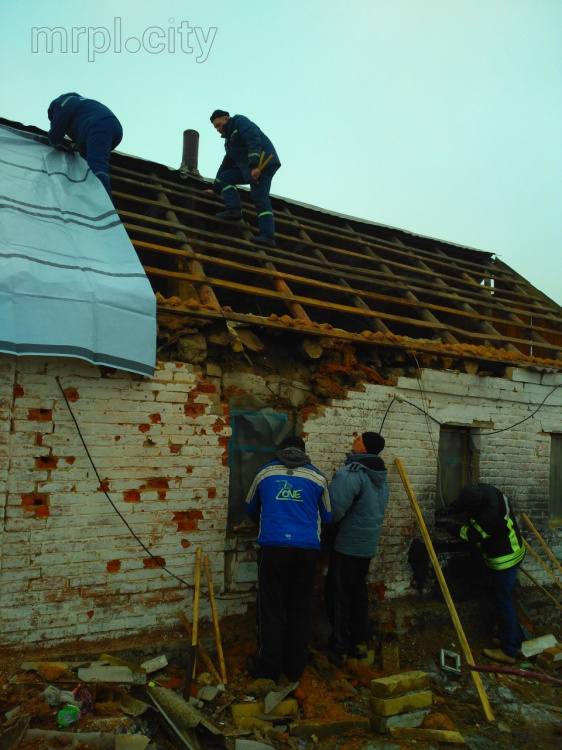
[323,431,389,667]
[47,93,123,198]
[207,109,281,248]
[245,435,332,682]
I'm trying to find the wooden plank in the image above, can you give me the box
[394,458,495,724]
[132,235,562,340]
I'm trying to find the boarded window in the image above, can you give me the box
[550,434,562,520]
[436,427,477,509]
[226,405,296,533]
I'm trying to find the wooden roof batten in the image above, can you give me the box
[106,160,562,367]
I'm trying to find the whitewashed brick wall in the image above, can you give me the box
[1,353,560,645]
[0,355,243,646]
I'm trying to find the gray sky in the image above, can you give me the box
[1,0,561,305]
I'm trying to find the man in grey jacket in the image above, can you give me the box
[322,432,389,666]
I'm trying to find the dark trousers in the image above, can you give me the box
[325,551,371,654]
[218,165,278,237]
[491,564,522,657]
[81,116,123,198]
[256,546,318,681]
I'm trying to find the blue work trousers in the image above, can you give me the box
[491,564,522,657]
[81,116,123,198]
[219,165,278,238]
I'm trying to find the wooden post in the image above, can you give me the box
[395,458,495,723]
[204,555,227,684]
[522,513,562,578]
[177,610,222,684]
[520,567,562,611]
[183,547,202,699]
[523,539,562,592]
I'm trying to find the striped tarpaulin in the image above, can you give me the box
[0,124,155,376]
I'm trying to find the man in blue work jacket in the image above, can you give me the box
[207,109,281,247]
[245,435,332,682]
[47,93,123,198]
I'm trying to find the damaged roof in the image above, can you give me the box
[4,117,562,369]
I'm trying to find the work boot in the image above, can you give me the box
[483,647,516,665]
[318,645,346,668]
[216,208,242,220]
[250,235,276,248]
[491,637,522,655]
[348,644,368,660]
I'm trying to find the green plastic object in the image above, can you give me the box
[57,704,81,727]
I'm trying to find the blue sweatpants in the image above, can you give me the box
[218,164,279,238]
[491,564,522,657]
[81,116,123,198]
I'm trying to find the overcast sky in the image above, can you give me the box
[1,0,561,306]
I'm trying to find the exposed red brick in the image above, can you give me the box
[115,435,121,441]
[13,385,24,398]
[63,387,79,402]
[65,457,75,465]
[143,556,166,569]
[124,490,141,503]
[183,400,206,419]
[187,510,204,519]
[177,520,198,532]
[199,428,207,436]
[158,491,167,501]
[35,455,58,470]
[21,493,49,508]
[35,505,50,518]
[34,433,43,446]
[218,435,230,467]
[149,413,162,424]
[28,408,52,422]
[207,488,217,499]
[147,478,169,490]
[86,611,95,620]
[181,539,191,548]
[212,418,226,433]
[138,424,151,433]
[175,362,183,367]
[97,479,110,493]
[106,560,121,573]
[371,581,387,600]
[197,381,216,394]
[169,443,182,454]
[186,466,193,474]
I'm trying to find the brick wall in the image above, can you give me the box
[1,354,561,645]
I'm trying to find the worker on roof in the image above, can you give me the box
[205,109,281,248]
[47,93,123,199]
[436,483,525,665]
[244,435,332,683]
[321,432,389,667]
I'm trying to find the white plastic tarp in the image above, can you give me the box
[0,123,156,376]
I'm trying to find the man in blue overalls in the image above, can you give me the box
[47,93,123,199]
[207,109,281,247]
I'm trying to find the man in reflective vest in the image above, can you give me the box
[436,483,525,664]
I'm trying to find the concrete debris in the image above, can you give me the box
[140,655,168,674]
[520,634,557,657]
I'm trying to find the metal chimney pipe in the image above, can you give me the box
[182,129,199,172]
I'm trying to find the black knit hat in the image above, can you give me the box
[279,435,306,452]
[362,432,385,455]
[210,109,229,122]
[459,483,483,508]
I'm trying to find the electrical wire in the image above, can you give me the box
[56,376,210,600]
[478,384,561,435]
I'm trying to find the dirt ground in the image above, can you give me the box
[1,608,561,750]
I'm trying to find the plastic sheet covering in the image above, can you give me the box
[0,123,156,376]
[227,397,296,532]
